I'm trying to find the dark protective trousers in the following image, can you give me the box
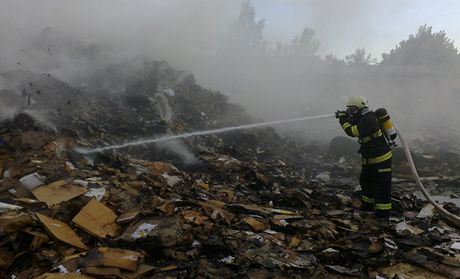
[359,158,392,218]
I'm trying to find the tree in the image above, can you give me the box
[324,54,346,66]
[290,28,320,58]
[273,28,320,59]
[345,48,376,66]
[220,0,266,57]
[381,25,460,71]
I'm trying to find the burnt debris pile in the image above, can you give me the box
[0,62,460,279]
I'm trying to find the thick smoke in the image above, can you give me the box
[1,0,459,148]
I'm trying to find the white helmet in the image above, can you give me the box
[346,96,368,109]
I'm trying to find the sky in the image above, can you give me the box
[1,0,460,62]
[1,0,460,60]
[251,0,460,58]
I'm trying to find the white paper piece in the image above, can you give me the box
[451,242,460,251]
[131,223,158,238]
[19,173,44,191]
[163,88,176,96]
[84,187,106,201]
[0,202,22,211]
[57,265,69,273]
[219,255,235,264]
[65,161,77,170]
[73,179,89,187]
[314,172,331,182]
[322,248,339,253]
[417,204,435,218]
[395,221,423,236]
[162,173,181,186]
[279,219,289,227]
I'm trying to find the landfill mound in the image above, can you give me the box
[0,61,316,168]
[1,62,460,278]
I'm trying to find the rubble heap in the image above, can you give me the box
[0,62,460,278]
[0,115,459,279]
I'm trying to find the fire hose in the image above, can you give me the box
[80,112,460,225]
[394,124,460,226]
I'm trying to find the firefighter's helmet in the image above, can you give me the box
[346,96,368,109]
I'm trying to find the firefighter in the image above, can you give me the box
[336,96,396,220]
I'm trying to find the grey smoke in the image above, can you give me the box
[1,0,459,148]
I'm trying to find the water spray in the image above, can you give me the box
[75,112,460,225]
[77,113,335,154]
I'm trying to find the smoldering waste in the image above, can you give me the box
[0,61,460,279]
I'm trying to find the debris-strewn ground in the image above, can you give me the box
[1,63,460,278]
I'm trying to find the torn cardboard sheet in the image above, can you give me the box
[36,213,88,250]
[72,199,119,238]
[32,180,87,207]
[85,247,142,272]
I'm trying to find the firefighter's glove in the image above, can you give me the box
[335,110,348,119]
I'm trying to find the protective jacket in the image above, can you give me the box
[338,109,392,164]
[338,109,393,218]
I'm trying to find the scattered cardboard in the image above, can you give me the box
[243,217,269,232]
[36,213,88,250]
[13,185,36,199]
[0,177,20,193]
[0,211,34,236]
[84,266,120,277]
[182,210,208,225]
[198,201,235,224]
[35,273,94,279]
[272,214,304,227]
[72,199,119,238]
[8,163,36,179]
[379,263,449,279]
[120,264,155,279]
[117,211,140,224]
[23,229,50,251]
[18,131,52,150]
[85,247,141,272]
[0,248,15,269]
[32,180,87,207]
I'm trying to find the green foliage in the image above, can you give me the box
[274,28,320,58]
[324,54,346,66]
[381,25,460,71]
[222,0,267,56]
[345,48,377,66]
